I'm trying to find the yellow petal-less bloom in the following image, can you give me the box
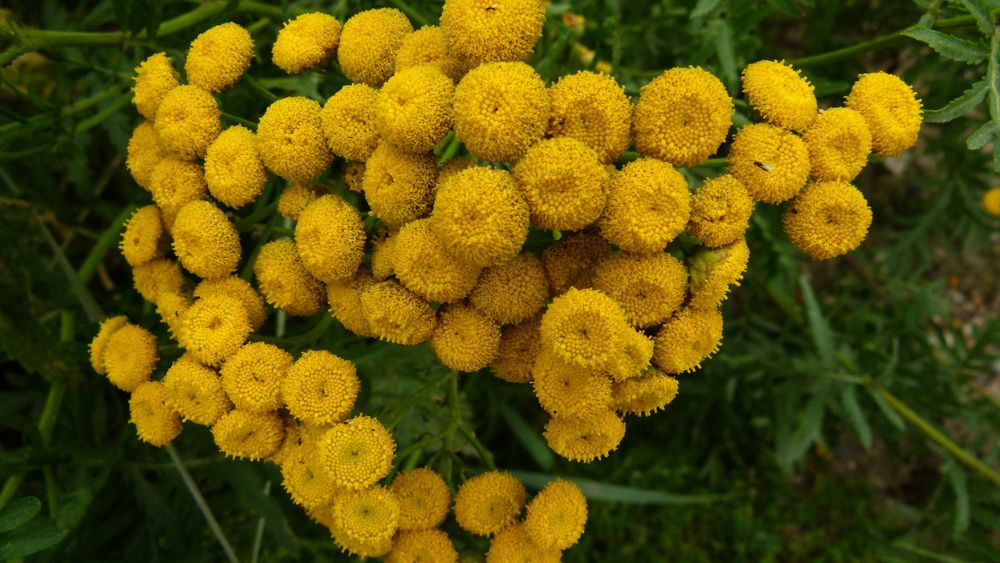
[429,166,530,267]
[363,142,438,229]
[606,328,654,383]
[120,205,165,267]
[220,342,293,412]
[387,529,458,563]
[437,155,475,184]
[783,181,872,260]
[212,410,286,460]
[393,219,482,303]
[89,315,128,375]
[126,122,166,190]
[104,323,158,392]
[360,281,437,345]
[431,304,501,372]
[155,292,190,341]
[391,468,451,531]
[729,123,810,204]
[181,294,252,367]
[592,252,688,328]
[469,253,548,325]
[452,62,550,162]
[454,471,527,536]
[598,158,690,253]
[653,307,723,374]
[984,187,1000,217]
[846,71,922,157]
[491,316,541,383]
[540,288,630,370]
[321,84,381,161]
[486,522,561,563]
[295,195,365,283]
[524,479,588,551]
[132,52,179,120]
[741,60,818,131]
[154,85,221,160]
[370,229,396,281]
[132,258,185,302]
[612,370,679,416]
[148,158,207,229]
[513,137,609,231]
[204,125,268,208]
[338,8,413,85]
[280,434,341,510]
[319,415,396,490]
[257,97,332,182]
[687,239,750,309]
[162,356,229,425]
[330,516,394,557]
[283,350,359,426]
[687,174,755,248]
[194,276,266,331]
[272,13,342,74]
[172,201,241,280]
[395,26,463,82]
[376,65,455,153]
[333,486,400,544]
[254,240,327,316]
[542,232,611,295]
[532,350,611,417]
[129,381,182,447]
[277,182,325,220]
[185,22,253,92]
[440,0,546,67]
[543,409,626,462]
[547,71,632,163]
[803,107,872,182]
[327,267,376,337]
[633,67,733,167]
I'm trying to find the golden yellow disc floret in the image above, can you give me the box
[544,409,625,462]
[370,229,396,281]
[319,415,396,490]
[983,187,1000,217]
[126,121,166,190]
[431,304,501,372]
[181,294,252,367]
[524,478,588,551]
[376,65,455,153]
[194,276,266,331]
[687,239,750,310]
[257,97,333,182]
[592,252,687,328]
[171,201,241,280]
[542,233,611,295]
[391,468,452,531]
[437,156,475,184]
[513,137,609,231]
[728,123,810,204]
[803,107,872,182]
[89,315,128,375]
[454,471,527,536]
[132,258,185,302]
[388,529,458,563]
[254,239,327,316]
[606,328,655,382]
[440,0,546,67]
[185,22,253,92]
[393,218,482,303]
[532,350,611,417]
[490,316,541,383]
[129,381,182,447]
[321,84,381,161]
[540,288,630,370]
[272,13,342,74]
[212,410,286,460]
[280,433,342,510]
[284,350,359,426]
[612,370,679,416]
[783,180,872,260]
[327,267,377,337]
[132,52,180,120]
[154,85,221,160]
[277,182,325,220]
[547,71,632,163]
[360,281,438,345]
[653,307,723,374]
[295,195,365,283]
[486,522,560,563]
[598,158,690,253]
[148,158,207,229]
[120,205,165,267]
[163,356,229,425]
[845,71,922,157]
[333,486,400,544]
[395,26,462,81]
[469,253,548,325]
[103,323,158,392]
[220,342,293,412]
[154,292,190,341]
[338,8,413,85]
[741,60,817,131]
[363,142,438,229]
[687,174,754,248]
[204,125,268,208]
[330,516,394,557]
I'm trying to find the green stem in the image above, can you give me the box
[77,204,136,286]
[75,90,132,133]
[0,476,25,510]
[458,424,496,470]
[385,0,430,27]
[242,75,280,103]
[250,480,271,563]
[165,445,240,563]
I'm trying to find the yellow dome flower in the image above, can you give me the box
[254,239,327,316]
[469,252,548,325]
[454,470,527,536]
[729,123,810,204]
[543,409,626,462]
[612,370,679,416]
[438,156,475,184]
[212,410,286,460]
[120,205,165,267]
[338,8,413,85]
[983,187,1000,217]
[395,26,463,81]
[391,468,451,531]
[440,0,546,66]
[547,71,632,163]
[783,180,872,260]
[540,287,630,370]
[126,121,166,190]
[257,97,332,182]
[327,267,377,337]
[185,22,252,92]
[280,433,341,510]
[194,276,266,331]
[592,252,688,328]
[132,258,185,302]
[370,230,397,281]
[803,107,872,182]
[277,181,325,220]
[129,381,182,447]
[272,12,342,74]
[542,232,611,295]
[532,350,612,417]
[486,522,561,563]
[155,292,190,341]
[220,342,293,412]
[429,166,530,267]
[154,85,221,160]
[452,62,550,162]
[295,195,365,283]
[431,304,501,372]
[181,294,252,367]
[513,137,609,231]
[653,307,723,374]
[333,486,400,545]
[388,529,458,563]
[89,315,128,374]
[490,315,542,383]
[376,65,455,153]
[319,415,396,490]
[162,356,229,425]
[688,239,750,309]
[321,84,381,161]
[132,52,180,120]
[598,158,690,253]
[741,60,817,131]
[360,281,438,345]
[393,219,482,303]
[204,125,268,208]
[148,158,207,229]
[171,201,241,279]
[103,323,158,392]
[342,161,366,193]
[363,142,438,229]
[687,174,754,247]
[632,67,733,167]
[524,479,587,551]
[606,328,654,383]
[284,350,359,426]
[330,516,394,557]
[845,71,922,157]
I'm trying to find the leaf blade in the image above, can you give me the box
[510,471,727,505]
[902,28,988,64]
[924,77,988,123]
[0,497,40,533]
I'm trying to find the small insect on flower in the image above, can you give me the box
[103,323,158,392]
[185,22,253,93]
[783,180,873,260]
[363,142,438,229]
[390,468,452,531]
[598,158,690,253]
[486,522,561,563]
[653,307,724,374]
[547,70,633,163]
[318,415,396,490]
[687,238,751,310]
[543,409,626,462]
[126,122,166,190]
[454,471,527,536]
[257,97,332,182]
[612,370,680,417]
[524,478,588,551]
[283,350,360,426]
[154,85,221,160]
[204,125,268,208]
[395,26,463,81]
[741,60,818,131]
[360,280,438,345]
[220,342,293,413]
[132,52,180,120]
[513,137,609,231]
[180,294,252,367]
[531,350,612,417]
[729,123,811,204]
[120,205,165,268]
[490,315,542,383]
[687,174,755,248]
[162,355,229,425]
[272,12,342,74]
[376,65,455,154]
[469,252,549,325]
[338,8,413,85]
[295,194,366,283]
[440,0,546,66]
[431,304,502,372]
[212,410,286,460]
[321,84,381,162]
[254,239,327,316]
[392,218,482,304]
[129,381,182,447]
[592,252,688,329]
[846,71,922,157]
[387,529,458,563]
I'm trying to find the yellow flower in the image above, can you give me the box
[204,125,268,208]
[532,350,611,417]
[653,307,723,374]
[120,205,165,267]
[148,158,207,229]
[360,280,438,345]
[321,84,381,161]
[363,142,438,229]
[257,97,332,182]
[327,267,377,337]
[181,294,252,367]
[728,123,810,204]
[687,239,750,309]
[454,471,527,536]
[513,137,609,231]
[440,0,546,67]
[163,355,229,425]
[295,195,365,283]
[491,315,542,383]
[272,12,342,74]
[395,26,463,81]
[376,65,455,153]
[612,370,679,416]
[254,240,326,316]
[391,468,451,531]
[452,62,550,162]
[783,180,872,260]
[431,304,501,372]
[330,515,393,557]
[803,107,872,182]
[388,529,458,563]
[126,121,166,190]
[486,522,561,563]
[212,410,286,460]
[598,158,689,253]
[592,252,688,328]
[370,229,397,281]
[185,22,253,92]
[469,253,548,325]
[741,60,817,131]
[429,166,530,267]
[319,415,396,490]
[154,85,221,160]
[540,288,630,370]
[524,479,587,551]
[89,315,128,374]
[606,328,654,382]
[543,409,626,462]
[343,161,365,193]
[277,181,325,220]
[132,52,179,120]
[194,276,266,331]
[437,155,475,184]
[542,232,611,295]
[338,8,413,85]
[333,486,400,545]
[283,350,359,426]
[129,381,182,447]
[155,292,190,341]
[103,323,157,392]
[632,67,733,167]
[393,218,482,303]
[983,187,1000,217]
[547,70,632,163]
[687,174,754,248]
[220,342,293,412]
[845,71,922,157]
[280,432,341,509]
[171,201,241,280]
[132,258,185,302]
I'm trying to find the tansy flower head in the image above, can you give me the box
[254,239,326,316]
[846,71,922,157]
[653,307,723,374]
[687,174,754,248]
[126,121,166,190]
[185,22,253,92]
[212,410,286,460]
[491,315,542,383]
[783,180,872,260]
[129,381,181,447]
[687,239,750,310]
[395,26,463,81]
[132,52,179,120]
[321,84,381,161]
[542,232,611,295]
[181,294,252,367]
[318,415,396,490]
[194,276,266,331]
[277,181,325,220]
[387,529,458,563]
[154,85,221,160]
[333,486,400,546]
[295,195,365,283]
[280,433,341,510]
[363,142,438,229]
[376,65,455,153]
[486,522,561,563]
[370,230,397,281]
[103,323,158,392]
[598,158,690,253]
[220,342,293,412]
[606,328,654,382]
[204,125,268,208]
[89,315,128,375]
[283,350,359,426]
[741,60,817,131]
[272,12,342,74]
[431,304,501,372]
[393,218,482,303]
[524,479,588,551]
[148,158,207,229]
[440,0,546,67]
[360,280,437,345]
[547,70,632,163]
[543,409,626,462]
[155,292,190,341]
[330,517,393,558]
[132,258,185,302]
[163,356,229,425]
[612,370,679,416]
[803,107,872,182]
[593,252,688,329]
[632,67,733,167]
[728,122,810,204]
[540,288,631,370]
[171,201,242,280]
[120,205,165,267]
[257,97,332,182]
[984,187,1000,217]
[532,350,612,417]
[513,136,609,231]
[391,468,451,531]
[452,62,550,162]
[327,267,377,337]
[469,252,548,325]
[454,471,527,536]
[338,8,413,85]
